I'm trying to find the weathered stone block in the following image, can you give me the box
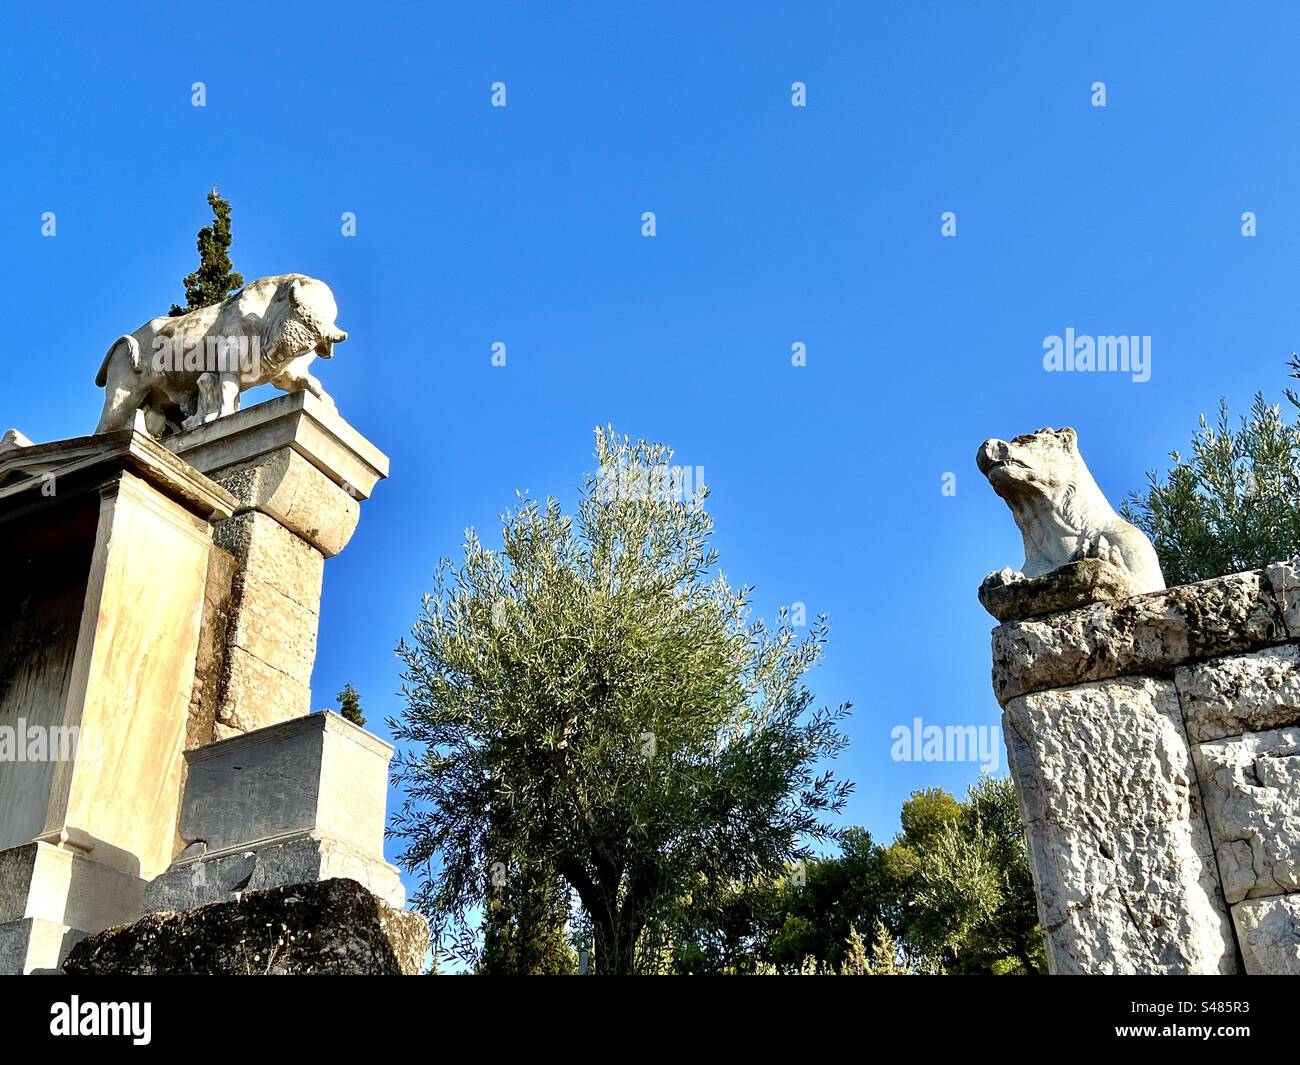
[1267,561,1300,637]
[1194,725,1300,903]
[1004,676,1237,973]
[215,510,324,610]
[226,570,321,686]
[0,841,144,933]
[211,449,361,559]
[1177,645,1300,742]
[166,391,388,494]
[178,712,391,857]
[65,878,427,975]
[210,511,324,730]
[145,712,404,912]
[1232,894,1300,974]
[979,558,1140,623]
[216,646,313,733]
[992,570,1286,704]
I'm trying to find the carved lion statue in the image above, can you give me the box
[977,426,1165,594]
[94,274,347,436]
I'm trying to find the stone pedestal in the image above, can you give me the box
[144,712,404,911]
[989,564,1300,974]
[0,397,393,974]
[0,428,235,971]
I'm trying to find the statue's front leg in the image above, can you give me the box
[181,373,219,431]
[305,372,336,409]
[277,369,335,409]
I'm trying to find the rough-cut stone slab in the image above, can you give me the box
[1193,725,1300,903]
[1232,894,1300,974]
[1004,676,1237,974]
[144,836,404,912]
[217,647,313,734]
[225,568,321,685]
[63,878,427,975]
[992,570,1285,704]
[979,558,1139,623]
[1177,645,1300,742]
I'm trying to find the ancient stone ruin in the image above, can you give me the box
[0,279,426,974]
[981,426,1300,974]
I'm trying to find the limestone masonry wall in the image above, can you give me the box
[992,561,1300,974]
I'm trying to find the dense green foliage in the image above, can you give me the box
[170,187,243,316]
[479,856,576,974]
[891,776,1043,974]
[666,777,1044,975]
[391,427,852,974]
[336,683,366,728]
[1121,363,1300,584]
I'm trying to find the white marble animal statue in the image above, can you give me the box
[977,426,1165,594]
[95,274,347,436]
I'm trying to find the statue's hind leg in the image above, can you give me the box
[95,381,150,434]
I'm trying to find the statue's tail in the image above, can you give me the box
[95,335,140,388]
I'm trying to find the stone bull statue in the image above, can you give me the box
[95,274,347,436]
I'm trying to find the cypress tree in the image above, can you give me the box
[170,187,244,316]
[337,683,366,727]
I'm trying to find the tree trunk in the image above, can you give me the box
[592,908,641,975]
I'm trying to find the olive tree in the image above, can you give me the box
[390,427,851,974]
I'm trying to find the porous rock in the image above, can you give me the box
[1193,725,1300,904]
[992,570,1285,704]
[63,878,427,975]
[1003,676,1237,974]
[1232,894,1300,975]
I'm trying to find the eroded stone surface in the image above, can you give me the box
[992,570,1286,704]
[64,878,427,975]
[1194,725,1300,903]
[1004,676,1237,974]
[216,647,312,735]
[1232,894,1300,974]
[226,569,321,685]
[1177,645,1300,742]
[215,510,324,610]
[211,511,323,732]
[186,545,237,750]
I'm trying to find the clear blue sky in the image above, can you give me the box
[3,2,1299,891]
